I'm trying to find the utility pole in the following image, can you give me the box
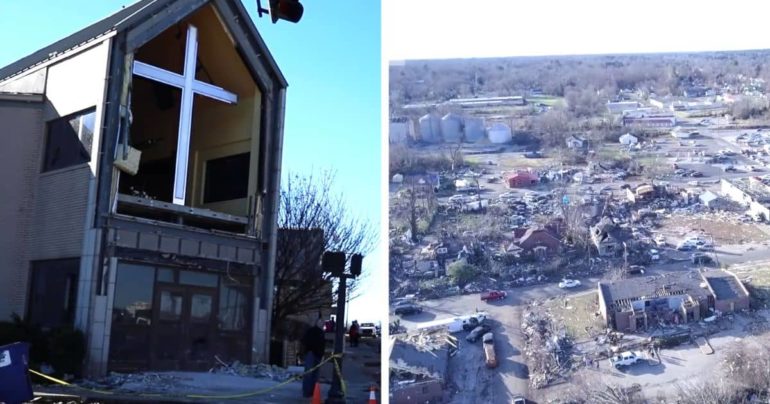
[322,252,363,404]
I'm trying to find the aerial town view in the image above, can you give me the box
[388,51,770,403]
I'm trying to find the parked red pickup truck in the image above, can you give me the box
[480,290,507,301]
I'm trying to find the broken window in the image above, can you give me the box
[204,152,250,203]
[27,258,79,329]
[115,5,262,233]
[218,277,251,331]
[112,263,155,325]
[42,108,96,172]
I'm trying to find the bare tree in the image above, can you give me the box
[272,171,377,341]
[723,343,770,393]
[676,380,745,404]
[446,140,464,173]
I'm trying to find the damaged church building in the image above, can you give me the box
[0,0,287,376]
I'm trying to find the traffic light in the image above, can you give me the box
[257,0,304,23]
[269,0,304,23]
[350,254,363,277]
[323,251,346,277]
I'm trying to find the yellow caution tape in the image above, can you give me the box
[332,357,347,397]
[29,352,348,400]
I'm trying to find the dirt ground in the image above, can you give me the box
[658,213,770,245]
[538,292,605,340]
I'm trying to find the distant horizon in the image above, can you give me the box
[389,46,770,64]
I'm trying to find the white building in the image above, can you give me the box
[619,133,638,145]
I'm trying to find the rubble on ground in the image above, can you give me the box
[521,310,574,389]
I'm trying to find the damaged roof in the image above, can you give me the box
[702,270,749,301]
[599,271,711,310]
[0,0,286,86]
[389,336,451,381]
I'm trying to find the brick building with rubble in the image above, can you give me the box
[598,270,750,332]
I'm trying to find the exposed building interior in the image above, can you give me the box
[116,5,262,233]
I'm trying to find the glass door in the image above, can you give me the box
[150,284,217,370]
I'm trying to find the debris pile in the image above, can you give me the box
[521,310,573,389]
[209,359,299,381]
[81,372,184,393]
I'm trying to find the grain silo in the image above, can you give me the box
[418,113,442,143]
[441,113,463,143]
[487,122,512,144]
[464,117,485,143]
[389,117,413,144]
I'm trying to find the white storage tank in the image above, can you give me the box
[418,113,442,143]
[441,113,464,143]
[487,122,512,144]
[389,117,413,144]
[464,117,485,143]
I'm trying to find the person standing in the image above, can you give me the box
[348,320,360,347]
[301,319,326,398]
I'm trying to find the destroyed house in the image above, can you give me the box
[721,177,770,221]
[598,271,710,332]
[700,270,750,313]
[590,218,627,257]
[598,270,749,332]
[0,0,286,376]
[389,335,452,404]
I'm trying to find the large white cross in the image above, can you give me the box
[132,25,238,205]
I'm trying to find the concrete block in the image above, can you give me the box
[90,322,105,350]
[200,241,218,257]
[237,247,254,263]
[115,229,137,248]
[93,295,107,322]
[138,233,159,251]
[219,245,237,260]
[159,236,180,254]
[180,239,199,256]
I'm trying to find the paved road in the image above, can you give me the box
[396,280,592,402]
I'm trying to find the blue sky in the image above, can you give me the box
[0,0,383,323]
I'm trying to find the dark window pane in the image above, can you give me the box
[218,277,250,331]
[112,263,155,326]
[43,108,96,172]
[27,259,79,329]
[157,268,175,283]
[179,271,218,287]
[203,153,250,203]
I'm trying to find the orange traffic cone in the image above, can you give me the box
[368,385,377,404]
[311,382,321,404]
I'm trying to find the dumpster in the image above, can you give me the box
[0,342,34,404]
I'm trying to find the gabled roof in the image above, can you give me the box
[0,0,286,87]
[518,227,559,245]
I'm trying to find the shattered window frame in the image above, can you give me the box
[42,107,97,172]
